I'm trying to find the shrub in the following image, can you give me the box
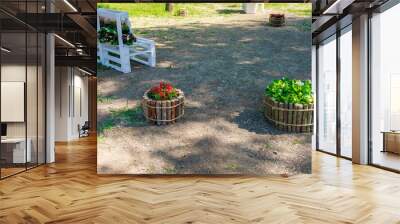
[148,82,179,100]
[265,77,313,104]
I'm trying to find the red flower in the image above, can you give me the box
[166,84,173,91]
[148,82,177,100]
[151,86,161,94]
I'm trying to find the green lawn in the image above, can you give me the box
[97,3,311,18]
[264,3,311,17]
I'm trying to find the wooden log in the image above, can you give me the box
[171,99,176,124]
[175,98,179,123]
[268,97,272,120]
[283,103,288,132]
[292,104,298,132]
[301,104,308,132]
[153,100,157,125]
[272,100,277,127]
[152,100,157,125]
[179,96,184,119]
[156,101,161,125]
[162,101,167,125]
[165,100,170,125]
[168,100,172,124]
[288,103,293,132]
[296,104,303,132]
[144,98,149,123]
[280,103,285,130]
[307,104,312,132]
[143,98,148,122]
[179,96,185,119]
[310,104,313,132]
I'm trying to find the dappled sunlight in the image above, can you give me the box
[98,10,311,175]
[237,57,262,65]
[157,60,176,68]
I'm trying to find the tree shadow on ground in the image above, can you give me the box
[147,135,311,175]
[232,108,286,135]
[97,16,312,175]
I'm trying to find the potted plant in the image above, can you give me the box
[264,77,314,132]
[178,8,188,17]
[98,21,136,46]
[269,13,285,27]
[142,82,185,125]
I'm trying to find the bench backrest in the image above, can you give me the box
[97,8,132,48]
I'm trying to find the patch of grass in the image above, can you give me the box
[265,142,273,149]
[225,163,239,170]
[163,167,177,174]
[146,164,157,173]
[292,139,305,145]
[264,3,311,17]
[98,106,146,134]
[97,3,243,18]
[97,3,311,19]
[98,135,106,143]
[97,95,117,104]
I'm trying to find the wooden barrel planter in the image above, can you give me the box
[178,9,188,17]
[142,89,185,125]
[269,13,285,27]
[264,96,313,132]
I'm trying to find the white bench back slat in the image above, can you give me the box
[97,8,156,73]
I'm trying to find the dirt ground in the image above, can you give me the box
[97,13,312,175]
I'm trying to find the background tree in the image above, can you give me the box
[165,3,173,12]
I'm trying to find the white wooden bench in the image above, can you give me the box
[97,8,156,73]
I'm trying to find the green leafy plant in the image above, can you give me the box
[265,77,313,104]
[98,22,136,46]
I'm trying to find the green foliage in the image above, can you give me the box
[225,163,239,170]
[97,3,311,18]
[97,95,117,103]
[265,77,313,104]
[98,22,135,46]
[163,167,177,174]
[264,3,311,17]
[98,106,146,134]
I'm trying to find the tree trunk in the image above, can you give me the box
[165,3,173,12]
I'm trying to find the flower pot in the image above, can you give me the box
[269,13,285,27]
[178,9,188,17]
[264,96,313,132]
[142,89,185,125]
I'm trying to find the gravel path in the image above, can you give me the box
[97,13,312,175]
